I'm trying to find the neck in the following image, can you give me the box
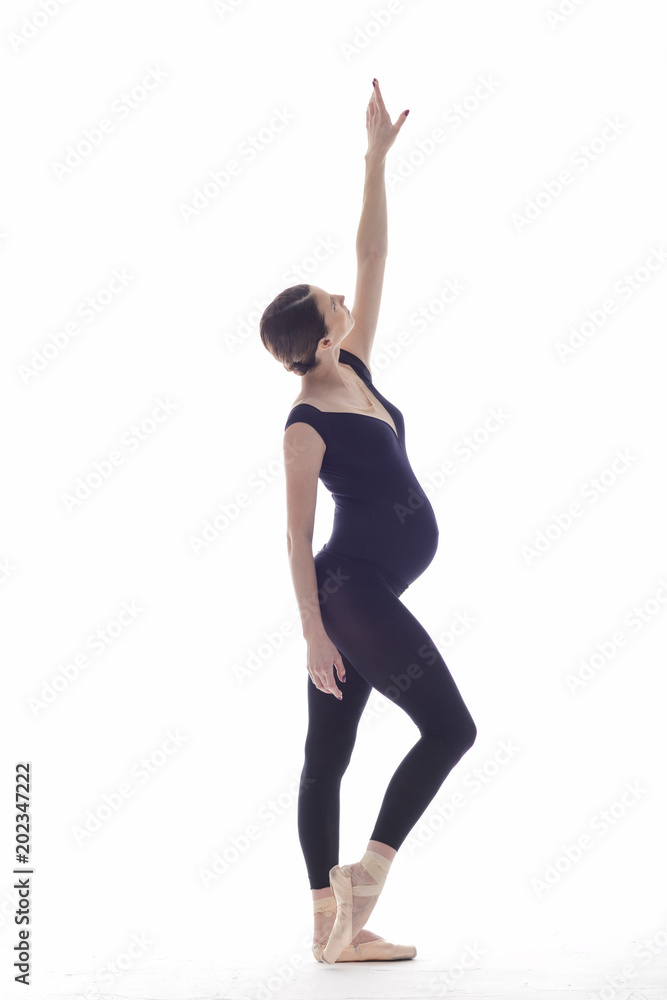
[300,346,349,394]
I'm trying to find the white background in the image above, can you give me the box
[1,0,666,997]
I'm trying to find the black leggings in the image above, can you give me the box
[298,549,477,889]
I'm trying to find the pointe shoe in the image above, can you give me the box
[312,893,416,963]
[338,938,417,962]
[312,895,338,963]
[321,850,394,964]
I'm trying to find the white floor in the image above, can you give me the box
[11,947,667,1000]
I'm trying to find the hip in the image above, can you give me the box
[315,544,408,599]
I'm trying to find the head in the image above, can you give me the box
[259,284,354,376]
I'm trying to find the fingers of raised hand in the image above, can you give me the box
[373,78,386,106]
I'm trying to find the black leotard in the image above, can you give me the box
[284,347,476,890]
[284,348,439,596]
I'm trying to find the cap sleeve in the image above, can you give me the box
[284,404,331,450]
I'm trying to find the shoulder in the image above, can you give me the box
[284,403,331,448]
[289,393,321,409]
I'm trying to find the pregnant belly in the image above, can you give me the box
[374,490,439,587]
[326,490,439,593]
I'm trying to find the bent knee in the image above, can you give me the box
[427,709,477,759]
[460,714,477,754]
[448,714,476,761]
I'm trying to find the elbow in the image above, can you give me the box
[357,246,388,259]
[286,531,313,553]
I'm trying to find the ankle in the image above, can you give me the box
[366,840,397,863]
[360,849,393,883]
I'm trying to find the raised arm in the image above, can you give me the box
[343,78,409,369]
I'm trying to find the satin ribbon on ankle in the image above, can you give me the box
[338,851,392,896]
[313,896,337,914]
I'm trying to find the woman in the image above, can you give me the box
[260,79,477,964]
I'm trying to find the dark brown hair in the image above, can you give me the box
[259,284,327,376]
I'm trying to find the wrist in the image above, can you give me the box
[304,623,328,642]
[364,151,386,169]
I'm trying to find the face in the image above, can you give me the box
[310,285,355,349]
